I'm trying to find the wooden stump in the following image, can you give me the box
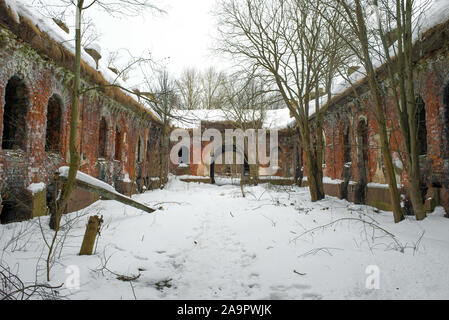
[79,215,103,255]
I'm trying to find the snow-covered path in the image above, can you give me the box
[1,177,449,299]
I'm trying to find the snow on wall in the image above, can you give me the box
[59,166,119,195]
[26,182,46,195]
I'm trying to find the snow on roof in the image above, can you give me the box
[171,107,295,130]
[419,0,449,35]
[171,92,328,130]
[171,109,229,129]
[327,0,449,103]
[2,0,156,116]
[264,108,295,130]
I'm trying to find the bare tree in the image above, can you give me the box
[316,0,404,222]
[149,69,179,185]
[201,66,228,110]
[0,263,63,300]
[34,0,163,232]
[31,0,164,281]
[370,0,429,220]
[215,0,347,202]
[176,67,203,110]
[220,74,273,195]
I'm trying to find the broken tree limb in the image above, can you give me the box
[80,215,103,255]
[58,175,156,214]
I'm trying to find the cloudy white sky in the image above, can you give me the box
[89,0,232,77]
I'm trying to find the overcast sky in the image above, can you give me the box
[90,0,231,77]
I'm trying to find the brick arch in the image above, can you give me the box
[136,134,144,163]
[45,93,63,153]
[210,144,249,183]
[1,75,30,150]
[343,120,352,164]
[355,117,369,203]
[49,79,71,111]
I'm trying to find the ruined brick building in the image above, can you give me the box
[169,108,301,185]
[2,0,449,225]
[0,0,164,224]
[320,18,449,216]
[170,17,449,217]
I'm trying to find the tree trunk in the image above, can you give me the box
[354,0,403,223]
[79,215,103,255]
[404,0,426,220]
[240,164,246,198]
[374,0,426,221]
[50,2,83,230]
[60,175,156,213]
[301,126,325,202]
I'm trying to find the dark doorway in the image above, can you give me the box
[416,95,427,156]
[443,83,449,162]
[2,77,29,150]
[210,144,249,185]
[210,161,215,184]
[114,126,121,160]
[137,136,143,163]
[342,124,352,200]
[356,119,369,204]
[98,118,107,158]
[343,125,351,164]
[178,146,190,164]
[0,196,30,224]
[45,94,62,153]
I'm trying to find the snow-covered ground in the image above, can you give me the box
[1,177,448,300]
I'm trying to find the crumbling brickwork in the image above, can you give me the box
[0,20,164,223]
[320,20,449,215]
[169,121,301,185]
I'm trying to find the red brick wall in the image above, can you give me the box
[321,50,449,214]
[0,26,164,220]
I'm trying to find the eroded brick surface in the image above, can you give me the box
[0,26,164,222]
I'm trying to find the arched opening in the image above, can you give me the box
[415,95,427,156]
[146,137,152,170]
[342,125,352,200]
[343,125,351,164]
[137,136,143,163]
[178,146,190,164]
[2,76,29,150]
[322,129,326,167]
[358,120,369,164]
[45,94,62,153]
[209,144,249,185]
[0,196,30,224]
[98,117,107,158]
[356,118,369,204]
[114,126,121,160]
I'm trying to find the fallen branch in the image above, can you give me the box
[59,175,156,214]
[293,270,306,276]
